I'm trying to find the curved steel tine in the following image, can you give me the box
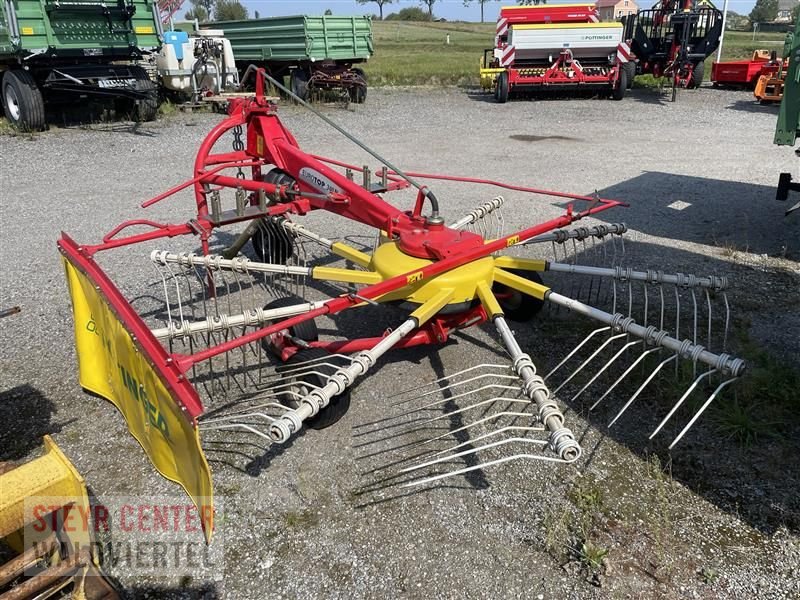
[649,368,718,439]
[590,346,661,410]
[608,353,679,427]
[404,397,532,432]
[401,437,550,475]
[401,451,574,488]
[426,425,546,459]
[398,384,521,417]
[392,373,520,406]
[200,423,273,441]
[669,377,739,449]
[416,411,536,447]
[722,292,730,352]
[200,402,290,421]
[570,339,643,403]
[544,326,611,380]
[387,364,511,401]
[271,361,351,380]
[200,412,279,426]
[552,332,628,394]
[691,289,699,379]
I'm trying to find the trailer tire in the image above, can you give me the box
[282,348,351,430]
[349,68,367,104]
[688,61,705,89]
[262,295,320,350]
[125,66,158,122]
[290,68,310,101]
[612,68,627,100]
[492,268,545,322]
[495,71,510,103]
[1,70,45,131]
[623,62,636,89]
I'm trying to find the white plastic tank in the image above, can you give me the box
[508,22,623,62]
[156,30,239,95]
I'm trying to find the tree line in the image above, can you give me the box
[185,0,547,24]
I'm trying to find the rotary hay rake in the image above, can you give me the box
[58,70,745,539]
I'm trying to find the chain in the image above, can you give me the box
[232,125,245,179]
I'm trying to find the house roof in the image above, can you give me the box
[595,0,623,6]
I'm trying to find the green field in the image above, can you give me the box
[363,21,790,86]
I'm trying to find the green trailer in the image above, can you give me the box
[774,20,800,215]
[0,0,163,129]
[209,15,373,103]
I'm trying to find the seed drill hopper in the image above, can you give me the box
[58,70,746,539]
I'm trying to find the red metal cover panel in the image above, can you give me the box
[499,4,599,24]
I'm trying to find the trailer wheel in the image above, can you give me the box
[262,295,320,351]
[349,68,368,104]
[495,71,510,103]
[1,70,45,131]
[612,68,628,101]
[290,68,310,101]
[492,268,545,322]
[623,62,636,89]
[129,67,158,122]
[688,61,705,89]
[282,348,351,430]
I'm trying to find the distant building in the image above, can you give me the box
[595,0,639,22]
[776,0,799,22]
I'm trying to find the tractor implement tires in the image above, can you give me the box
[350,68,368,104]
[688,61,705,89]
[495,71,510,103]
[612,68,628,101]
[290,68,310,101]
[1,70,45,131]
[493,268,546,322]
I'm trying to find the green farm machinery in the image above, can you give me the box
[0,0,163,130]
[774,20,800,215]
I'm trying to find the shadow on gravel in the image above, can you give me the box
[123,582,220,599]
[724,99,782,114]
[535,232,800,536]
[591,171,796,257]
[0,385,64,461]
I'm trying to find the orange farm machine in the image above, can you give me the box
[480,4,635,101]
[58,70,747,539]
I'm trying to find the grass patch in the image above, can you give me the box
[365,23,789,87]
[158,99,179,117]
[0,118,15,136]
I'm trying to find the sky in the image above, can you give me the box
[238,0,760,23]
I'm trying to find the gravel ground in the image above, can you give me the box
[1,86,799,599]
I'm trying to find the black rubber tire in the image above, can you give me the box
[495,71,510,103]
[290,68,310,101]
[623,62,636,89]
[282,348,351,429]
[688,61,705,89]
[1,69,45,131]
[251,216,295,264]
[612,67,627,101]
[492,268,546,322]
[349,68,367,104]
[129,66,158,122]
[262,296,319,347]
